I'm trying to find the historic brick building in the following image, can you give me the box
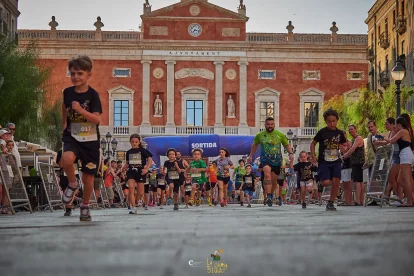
[18,0,368,152]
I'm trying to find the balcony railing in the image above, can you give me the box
[224,127,239,135]
[298,127,318,137]
[366,46,375,61]
[396,17,407,35]
[379,32,390,49]
[379,71,390,88]
[113,126,129,135]
[18,29,142,41]
[176,126,214,135]
[151,126,166,135]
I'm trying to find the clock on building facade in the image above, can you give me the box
[188,23,202,37]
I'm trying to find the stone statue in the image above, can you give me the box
[154,94,162,116]
[227,95,236,118]
[49,16,59,30]
[94,16,104,31]
[238,0,246,9]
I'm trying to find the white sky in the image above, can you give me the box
[18,0,376,34]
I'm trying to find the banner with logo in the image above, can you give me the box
[188,135,219,156]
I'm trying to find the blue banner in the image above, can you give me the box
[188,134,219,156]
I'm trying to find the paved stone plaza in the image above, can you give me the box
[1,204,413,276]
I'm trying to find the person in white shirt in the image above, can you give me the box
[5,123,21,169]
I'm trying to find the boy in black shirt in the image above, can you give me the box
[240,165,256,208]
[61,56,103,222]
[310,109,347,211]
[123,134,153,214]
[163,148,184,211]
[291,151,317,209]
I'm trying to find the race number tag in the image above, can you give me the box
[158,179,165,186]
[185,185,192,192]
[129,153,142,165]
[168,171,179,180]
[324,149,339,162]
[245,177,252,184]
[191,171,201,178]
[71,123,98,142]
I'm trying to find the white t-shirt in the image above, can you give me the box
[0,139,5,147]
[11,136,22,168]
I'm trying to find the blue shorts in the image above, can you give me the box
[244,190,254,197]
[317,162,341,182]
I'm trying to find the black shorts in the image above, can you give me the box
[277,179,284,186]
[167,179,181,193]
[126,170,147,183]
[205,183,211,191]
[185,191,191,197]
[158,184,166,191]
[210,182,217,189]
[194,183,203,191]
[260,162,281,176]
[351,164,364,183]
[121,183,129,190]
[235,181,243,190]
[63,140,100,175]
[150,185,157,192]
[144,184,150,193]
[217,176,230,185]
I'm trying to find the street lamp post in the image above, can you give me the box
[100,132,118,159]
[284,129,298,154]
[391,59,406,117]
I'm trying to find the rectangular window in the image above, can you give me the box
[186,100,203,126]
[260,102,275,126]
[112,68,131,78]
[304,102,319,128]
[258,70,276,80]
[303,70,321,80]
[347,71,365,80]
[114,100,129,126]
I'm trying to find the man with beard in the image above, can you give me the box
[247,117,294,207]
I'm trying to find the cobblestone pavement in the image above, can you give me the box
[0,204,413,276]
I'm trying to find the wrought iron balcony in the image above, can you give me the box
[396,17,407,35]
[366,46,375,61]
[379,32,390,50]
[379,70,390,88]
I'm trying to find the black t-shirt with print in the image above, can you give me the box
[293,162,317,181]
[62,86,102,145]
[242,173,255,191]
[313,127,347,163]
[164,160,180,182]
[126,148,152,171]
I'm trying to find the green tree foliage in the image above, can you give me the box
[0,37,62,151]
[320,86,414,137]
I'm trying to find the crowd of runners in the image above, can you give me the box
[55,55,414,221]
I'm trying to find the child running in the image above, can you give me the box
[163,148,183,211]
[123,134,153,215]
[188,149,207,206]
[310,109,347,211]
[216,148,235,207]
[240,164,255,208]
[206,161,218,206]
[183,173,193,208]
[291,151,317,209]
[157,174,167,208]
[60,55,103,221]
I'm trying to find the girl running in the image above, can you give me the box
[157,173,167,209]
[206,161,218,206]
[163,148,183,211]
[183,173,193,208]
[188,149,207,206]
[123,134,153,214]
[291,151,317,209]
[216,148,234,207]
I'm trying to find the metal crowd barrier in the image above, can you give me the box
[286,174,297,203]
[365,144,394,207]
[0,153,33,214]
[113,178,127,208]
[98,176,109,208]
[38,162,64,211]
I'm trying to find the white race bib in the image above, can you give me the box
[129,153,142,165]
[245,177,252,184]
[158,179,165,186]
[185,185,192,192]
[191,172,201,178]
[168,171,179,180]
[71,123,98,142]
[324,149,339,162]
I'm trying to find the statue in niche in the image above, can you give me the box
[227,95,236,118]
[154,94,163,117]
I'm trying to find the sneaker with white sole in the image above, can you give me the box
[62,183,79,205]
[79,205,91,221]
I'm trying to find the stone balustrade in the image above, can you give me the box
[18,29,142,41]
[247,33,367,45]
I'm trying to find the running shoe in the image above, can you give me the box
[196,199,201,206]
[240,202,244,207]
[209,201,213,206]
[173,203,179,211]
[266,195,273,207]
[79,205,91,221]
[326,202,337,211]
[160,205,164,209]
[263,201,266,206]
[145,206,148,210]
[64,208,72,217]
[220,200,225,207]
[278,197,283,206]
[247,204,251,208]
[302,203,307,209]
[189,199,194,206]
[129,210,137,215]
[62,183,79,204]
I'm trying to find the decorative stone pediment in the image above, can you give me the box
[299,87,325,97]
[344,89,360,101]
[141,0,248,21]
[175,68,214,80]
[108,85,135,99]
[254,87,281,97]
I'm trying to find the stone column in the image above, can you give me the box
[214,61,225,130]
[141,60,152,128]
[238,61,249,128]
[165,60,176,127]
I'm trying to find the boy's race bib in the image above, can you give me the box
[324,149,339,162]
[168,171,179,180]
[185,185,192,192]
[245,177,252,184]
[71,123,98,142]
[158,179,165,186]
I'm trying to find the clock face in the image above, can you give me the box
[188,23,202,37]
